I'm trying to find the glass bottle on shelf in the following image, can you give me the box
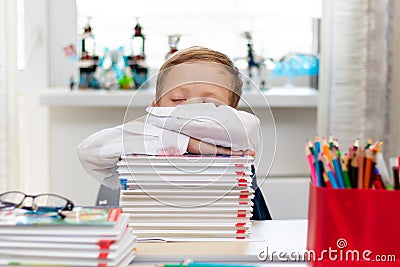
[128,17,148,89]
[78,17,99,89]
[130,17,145,60]
[81,18,95,58]
[165,34,181,59]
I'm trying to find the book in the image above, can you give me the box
[118,155,255,241]
[0,208,137,267]
[0,228,134,251]
[0,207,119,226]
[0,250,135,267]
[120,155,255,164]
[0,208,129,236]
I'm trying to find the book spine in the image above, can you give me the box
[98,239,114,250]
[106,208,122,222]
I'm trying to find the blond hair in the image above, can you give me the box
[156,47,243,108]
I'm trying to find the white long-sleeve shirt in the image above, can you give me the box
[78,103,261,189]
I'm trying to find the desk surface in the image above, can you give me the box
[133,220,308,265]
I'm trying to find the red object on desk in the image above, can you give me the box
[307,183,400,266]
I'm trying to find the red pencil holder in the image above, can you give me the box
[307,183,400,266]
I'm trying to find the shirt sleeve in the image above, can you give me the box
[77,121,190,189]
[144,103,261,152]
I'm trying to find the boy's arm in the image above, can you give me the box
[77,121,189,189]
[145,103,261,152]
[187,137,252,156]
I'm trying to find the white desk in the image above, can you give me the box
[132,220,309,266]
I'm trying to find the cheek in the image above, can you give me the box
[156,96,168,107]
[214,92,232,106]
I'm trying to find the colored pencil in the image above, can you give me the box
[305,136,392,191]
[350,152,359,189]
[332,154,345,188]
[364,149,374,189]
[341,156,352,188]
[314,135,322,186]
[305,143,317,185]
[357,147,364,189]
[322,154,339,188]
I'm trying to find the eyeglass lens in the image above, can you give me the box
[0,192,25,209]
[34,195,68,208]
[0,192,69,210]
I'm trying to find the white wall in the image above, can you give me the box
[0,0,16,191]
[14,0,81,194]
[262,177,309,219]
[49,0,77,87]
[17,0,49,193]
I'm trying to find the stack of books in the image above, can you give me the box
[118,155,255,241]
[0,208,136,266]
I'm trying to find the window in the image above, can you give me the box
[76,0,321,69]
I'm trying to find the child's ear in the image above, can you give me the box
[151,100,157,107]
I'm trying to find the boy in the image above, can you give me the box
[78,47,271,220]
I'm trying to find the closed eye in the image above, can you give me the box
[172,99,186,102]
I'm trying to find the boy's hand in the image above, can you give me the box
[187,138,255,156]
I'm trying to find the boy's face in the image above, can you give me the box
[156,83,231,107]
[153,63,234,107]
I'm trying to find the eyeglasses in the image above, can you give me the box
[0,191,74,219]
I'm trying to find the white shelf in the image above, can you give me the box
[39,87,318,108]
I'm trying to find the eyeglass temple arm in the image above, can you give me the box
[0,201,19,209]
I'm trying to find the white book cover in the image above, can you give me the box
[119,201,254,208]
[0,228,136,252]
[120,155,254,164]
[127,215,251,224]
[124,182,251,188]
[118,161,253,167]
[121,206,253,213]
[0,249,135,267]
[124,185,251,191]
[0,209,129,237]
[119,176,252,186]
[128,222,251,231]
[122,210,252,217]
[119,177,252,185]
[125,212,252,218]
[120,195,253,206]
[120,189,254,195]
[120,195,253,207]
[118,173,252,181]
[0,230,125,243]
[117,165,250,171]
[136,224,264,242]
[130,229,250,239]
[117,168,251,175]
[0,236,135,259]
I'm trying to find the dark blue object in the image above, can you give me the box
[251,165,272,220]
